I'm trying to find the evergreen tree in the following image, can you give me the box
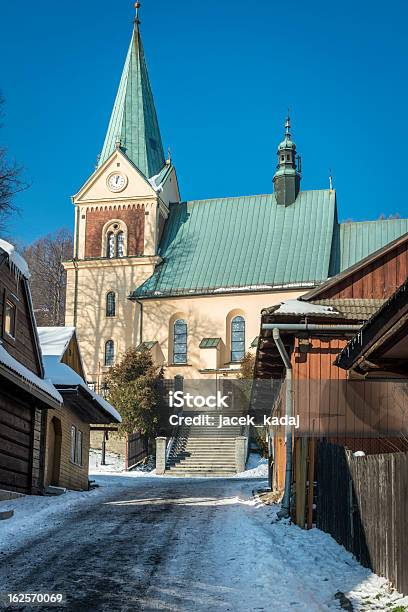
[106,347,164,439]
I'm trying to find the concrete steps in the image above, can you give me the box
[166,422,241,476]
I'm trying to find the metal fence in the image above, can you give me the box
[127,432,148,470]
[316,442,408,595]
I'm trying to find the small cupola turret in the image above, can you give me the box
[273,116,302,206]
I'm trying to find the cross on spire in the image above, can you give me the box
[285,111,291,138]
[134,1,141,24]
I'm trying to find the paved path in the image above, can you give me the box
[0,476,387,611]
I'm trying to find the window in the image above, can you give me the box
[104,340,115,366]
[107,232,115,258]
[106,291,116,317]
[173,319,187,364]
[117,232,125,258]
[105,223,126,258]
[4,299,16,338]
[70,425,76,463]
[77,430,83,466]
[231,316,245,362]
[70,425,83,466]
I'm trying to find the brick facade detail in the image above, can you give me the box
[85,206,145,258]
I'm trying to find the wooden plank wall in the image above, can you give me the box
[291,338,408,452]
[0,266,41,374]
[0,392,34,494]
[320,240,408,300]
[316,442,408,596]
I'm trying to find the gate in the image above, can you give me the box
[126,432,148,470]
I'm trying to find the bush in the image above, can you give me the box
[106,348,164,438]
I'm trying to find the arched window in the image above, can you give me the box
[104,222,127,258]
[104,340,115,366]
[117,232,125,258]
[231,316,245,362]
[106,292,116,317]
[107,232,115,258]
[173,319,187,364]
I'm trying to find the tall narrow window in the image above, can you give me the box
[106,291,116,317]
[104,340,115,366]
[117,232,125,257]
[107,232,115,258]
[70,425,76,463]
[76,430,83,466]
[173,319,187,364]
[4,299,16,338]
[231,316,245,362]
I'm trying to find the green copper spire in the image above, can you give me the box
[273,115,302,206]
[98,6,165,178]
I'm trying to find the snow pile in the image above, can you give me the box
[274,299,339,315]
[0,345,62,403]
[234,452,268,478]
[0,239,30,279]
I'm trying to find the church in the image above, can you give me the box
[64,6,408,392]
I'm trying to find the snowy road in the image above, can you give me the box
[0,476,405,611]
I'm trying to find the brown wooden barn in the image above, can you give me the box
[254,231,408,525]
[0,240,62,496]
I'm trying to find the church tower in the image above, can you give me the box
[64,3,180,387]
[273,116,301,206]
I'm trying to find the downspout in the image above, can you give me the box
[73,205,80,328]
[136,299,143,345]
[272,328,293,519]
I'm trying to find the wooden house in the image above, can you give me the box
[254,232,408,524]
[0,240,62,495]
[335,277,408,378]
[37,327,121,491]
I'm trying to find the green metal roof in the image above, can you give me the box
[136,341,157,351]
[98,22,165,178]
[251,337,259,347]
[132,190,337,299]
[199,338,221,348]
[330,219,408,273]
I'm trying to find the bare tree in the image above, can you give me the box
[0,93,27,228]
[23,229,73,326]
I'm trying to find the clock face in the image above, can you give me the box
[107,173,127,192]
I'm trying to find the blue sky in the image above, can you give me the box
[1,0,407,244]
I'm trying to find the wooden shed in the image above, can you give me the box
[0,240,62,495]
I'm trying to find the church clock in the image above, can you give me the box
[107,172,127,192]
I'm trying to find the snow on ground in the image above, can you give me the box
[0,487,109,556]
[89,449,125,473]
[234,451,268,478]
[89,450,267,479]
[0,475,407,610]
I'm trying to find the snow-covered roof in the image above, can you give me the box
[0,239,30,279]
[42,356,121,423]
[273,299,339,316]
[0,345,62,404]
[37,327,76,358]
